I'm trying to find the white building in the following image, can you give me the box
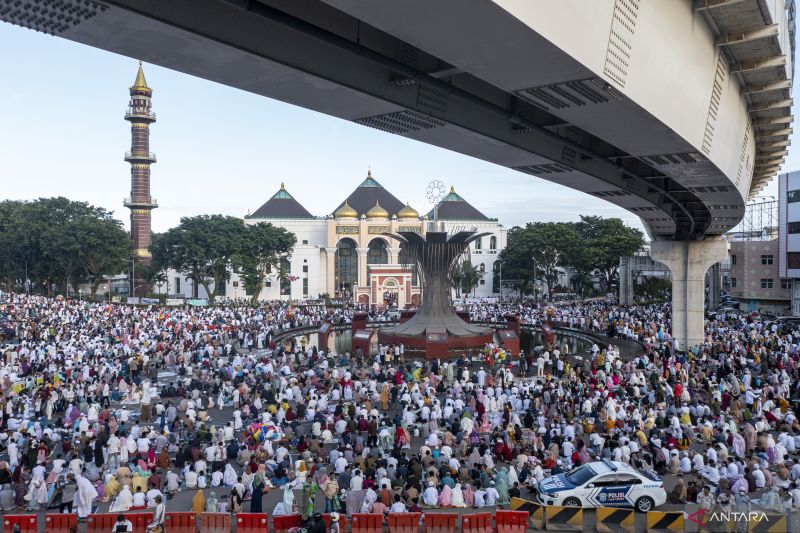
[162,170,507,304]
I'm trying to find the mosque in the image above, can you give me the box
[124,61,505,305]
[166,170,506,305]
[241,170,506,305]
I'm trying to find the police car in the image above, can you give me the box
[537,459,666,512]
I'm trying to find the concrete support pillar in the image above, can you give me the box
[650,238,728,351]
[619,256,634,306]
[707,263,721,309]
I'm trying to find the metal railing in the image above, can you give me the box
[124,151,157,161]
[123,196,158,207]
[124,107,156,120]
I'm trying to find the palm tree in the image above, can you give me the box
[450,261,482,298]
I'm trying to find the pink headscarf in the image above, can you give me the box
[463,484,475,507]
[438,484,452,507]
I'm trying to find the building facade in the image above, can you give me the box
[162,170,507,304]
[778,171,800,315]
[728,239,791,314]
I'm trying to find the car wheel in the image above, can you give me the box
[563,497,581,507]
[635,496,654,513]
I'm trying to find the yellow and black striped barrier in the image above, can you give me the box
[509,497,544,529]
[747,513,787,533]
[597,507,635,533]
[544,504,583,531]
[646,511,685,532]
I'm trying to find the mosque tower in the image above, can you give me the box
[123,62,157,293]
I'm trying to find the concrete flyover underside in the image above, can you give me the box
[0,0,794,348]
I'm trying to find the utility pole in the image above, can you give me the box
[499,260,503,303]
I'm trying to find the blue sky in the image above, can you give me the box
[0,22,796,235]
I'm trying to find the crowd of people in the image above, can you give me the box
[0,290,798,530]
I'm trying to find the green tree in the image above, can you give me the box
[0,198,130,296]
[153,215,247,304]
[234,222,296,304]
[0,200,25,292]
[449,261,482,297]
[498,222,577,299]
[71,215,130,298]
[575,215,645,291]
[559,229,595,297]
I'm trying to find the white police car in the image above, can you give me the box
[537,459,666,512]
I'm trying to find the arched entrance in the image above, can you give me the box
[335,237,358,296]
[382,277,399,307]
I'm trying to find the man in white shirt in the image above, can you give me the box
[752,466,766,488]
[132,487,146,508]
[485,483,499,506]
[185,468,198,489]
[701,462,720,486]
[389,495,407,513]
[107,433,121,470]
[145,488,162,507]
[335,452,348,474]
[112,514,133,532]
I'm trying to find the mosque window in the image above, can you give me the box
[367,239,389,264]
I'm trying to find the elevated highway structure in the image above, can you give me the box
[1,0,795,347]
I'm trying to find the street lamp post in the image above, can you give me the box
[497,260,503,303]
[119,257,136,299]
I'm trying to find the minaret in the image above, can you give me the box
[124,62,157,291]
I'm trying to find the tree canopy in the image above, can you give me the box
[497,216,644,298]
[449,261,483,298]
[0,197,130,296]
[151,215,296,303]
[234,222,296,304]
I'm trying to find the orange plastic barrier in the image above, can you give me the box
[351,513,383,533]
[201,512,230,533]
[461,512,493,533]
[129,512,154,531]
[45,514,78,533]
[236,512,269,533]
[165,511,197,533]
[324,514,348,531]
[495,510,528,533]
[272,514,303,533]
[425,513,458,533]
[387,512,421,533]
[86,513,116,533]
[3,515,37,532]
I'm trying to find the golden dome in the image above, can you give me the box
[366,200,389,219]
[334,201,358,219]
[396,202,419,219]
